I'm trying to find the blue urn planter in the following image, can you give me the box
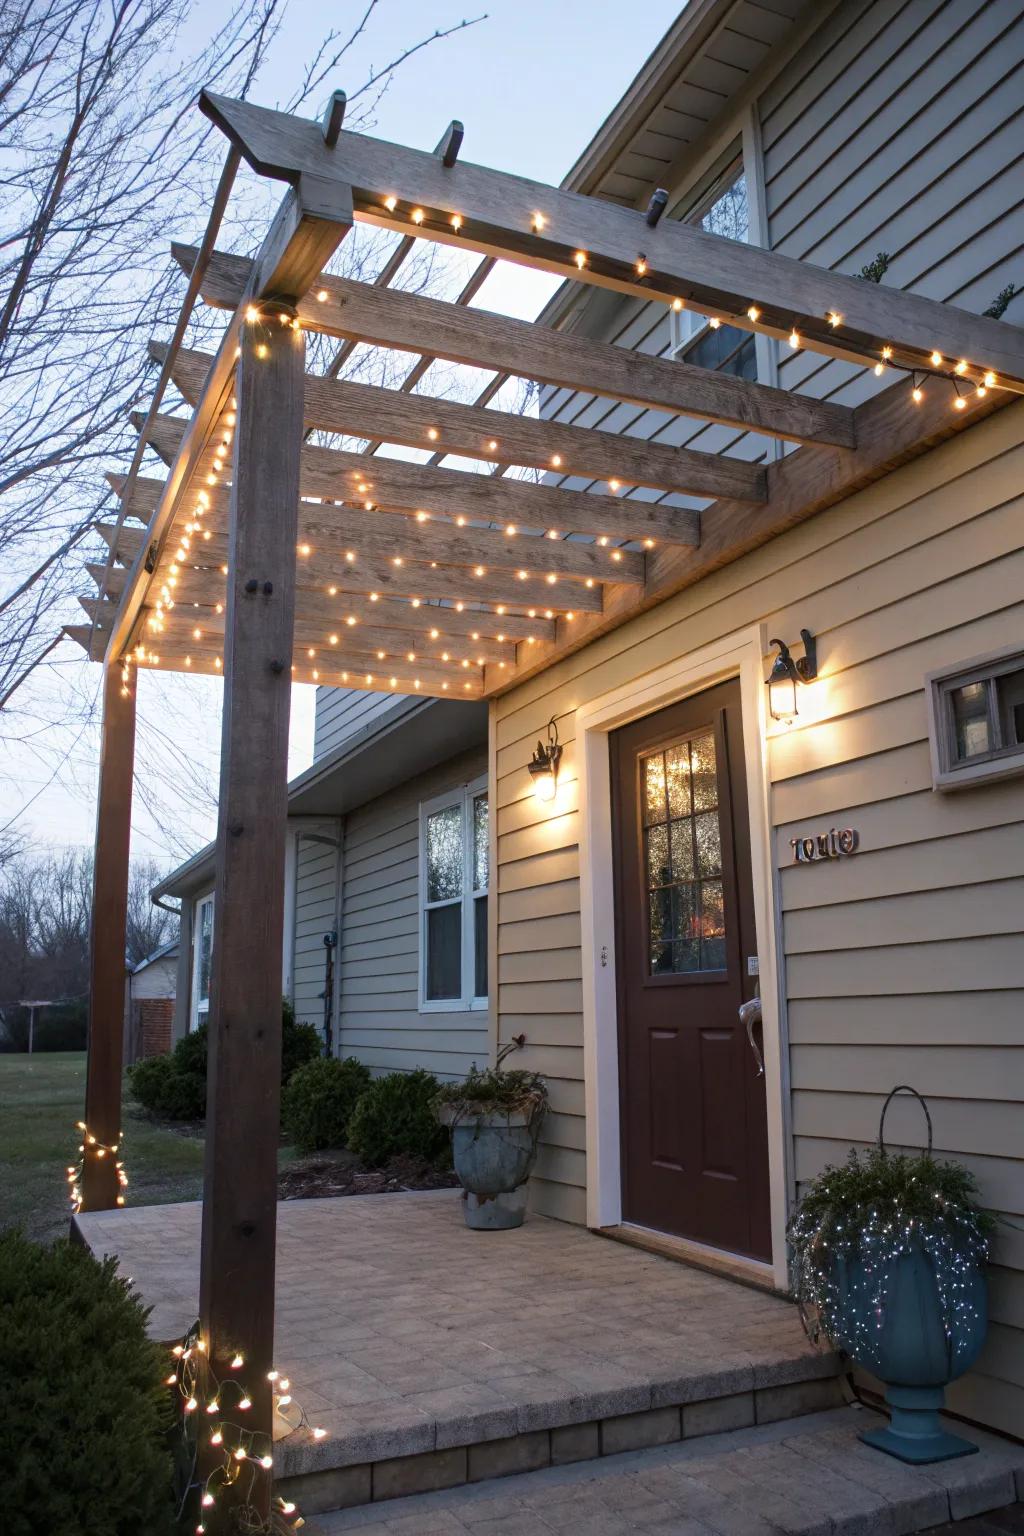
[437,1103,544,1229]
[830,1243,987,1463]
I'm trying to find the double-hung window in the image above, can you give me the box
[192,893,214,1031]
[419,777,488,1010]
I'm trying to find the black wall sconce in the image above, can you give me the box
[528,717,562,804]
[767,629,817,723]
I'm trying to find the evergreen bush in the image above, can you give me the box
[348,1069,450,1167]
[128,1001,322,1121]
[0,1230,175,1536]
[282,1056,372,1153]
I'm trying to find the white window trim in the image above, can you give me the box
[926,644,1024,791]
[191,891,214,1032]
[418,774,488,1013]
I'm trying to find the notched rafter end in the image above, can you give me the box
[321,90,347,148]
[435,119,464,168]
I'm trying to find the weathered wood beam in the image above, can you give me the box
[487,377,1014,693]
[154,533,604,614]
[79,661,136,1211]
[199,90,1024,392]
[157,340,767,503]
[174,244,854,448]
[80,596,512,667]
[135,412,693,555]
[199,310,303,1529]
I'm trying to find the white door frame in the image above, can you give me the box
[576,623,793,1290]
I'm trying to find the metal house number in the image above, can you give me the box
[790,827,860,864]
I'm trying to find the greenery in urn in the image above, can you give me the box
[788,1144,994,1354]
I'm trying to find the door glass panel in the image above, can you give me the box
[640,729,726,975]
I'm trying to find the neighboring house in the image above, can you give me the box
[154,693,489,1079]
[123,939,178,1063]
[146,0,1024,1440]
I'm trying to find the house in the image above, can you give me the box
[72,0,1024,1472]
[154,692,488,1077]
[123,938,178,1062]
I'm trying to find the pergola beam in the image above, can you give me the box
[175,244,854,448]
[136,410,698,552]
[157,340,768,504]
[199,89,1024,391]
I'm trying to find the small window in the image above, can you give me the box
[192,894,214,1030]
[927,649,1024,790]
[669,162,754,370]
[419,778,488,1010]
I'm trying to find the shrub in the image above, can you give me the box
[282,1056,372,1153]
[348,1069,450,1167]
[0,1229,175,1536]
[127,1054,205,1121]
[128,1001,321,1121]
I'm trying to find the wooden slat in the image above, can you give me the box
[488,375,1015,693]
[86,562,127,597]
[158,341,768,503]
[78,595,514,666]
[198,90,1024,392]
[79,662,136,1211]
[136,413,682,559]
[175,244,854,448]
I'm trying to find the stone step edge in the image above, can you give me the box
[277,1367,844,1516]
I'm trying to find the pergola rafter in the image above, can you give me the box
[66,86,1024,1534]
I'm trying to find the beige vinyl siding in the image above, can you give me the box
[291,831,341,1037]
[493,401,1024,1436]
[338,744,489,1079]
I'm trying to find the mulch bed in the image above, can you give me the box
[277,1149,460,1201]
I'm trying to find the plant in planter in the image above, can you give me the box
[788,1086,992,1465]
[434,1044,547,1230]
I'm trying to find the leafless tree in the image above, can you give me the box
[0,0,485,853]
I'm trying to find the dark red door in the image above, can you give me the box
[611,678,771,1261]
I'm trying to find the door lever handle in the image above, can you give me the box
[738,996,764,1077]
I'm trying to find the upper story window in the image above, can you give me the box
[927,648,1024,790]
[419,777,488,1011]
[670,161,756,380]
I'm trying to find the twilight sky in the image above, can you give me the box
[1,0,684,868]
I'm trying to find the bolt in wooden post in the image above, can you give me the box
[80,660,137,1212]
[198,305,304,1527]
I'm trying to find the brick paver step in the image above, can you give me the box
[308,1406,1024,1536]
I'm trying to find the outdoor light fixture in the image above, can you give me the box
[767,629,817,724]
[528,717,562,804]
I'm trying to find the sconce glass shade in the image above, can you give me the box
[767,651,799,724]
[530,766,558,804]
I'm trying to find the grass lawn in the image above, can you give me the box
[0,1051,207,1244]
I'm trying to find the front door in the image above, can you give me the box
[611,678,771,1261]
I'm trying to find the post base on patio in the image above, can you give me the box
[860,1384,979,1464]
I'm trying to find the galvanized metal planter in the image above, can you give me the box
[437,1103,545,1230]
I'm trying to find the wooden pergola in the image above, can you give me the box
[70,86,1024,1527]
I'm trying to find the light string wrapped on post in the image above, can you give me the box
[170,1319,328,1534]
[66,1120,127,1212]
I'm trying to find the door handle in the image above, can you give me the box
[738,996,764,1077]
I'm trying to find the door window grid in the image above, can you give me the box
[641,731,726,975]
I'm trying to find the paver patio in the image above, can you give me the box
[76,1189,838,1488]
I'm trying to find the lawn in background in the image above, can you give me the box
[0,1052,206,1243]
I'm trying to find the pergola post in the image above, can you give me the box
[80,660,136,1212]
[198,305,305,1525]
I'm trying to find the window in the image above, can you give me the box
[192,894,214,1030]
[669,162,756,379]
[927,649,1024,790]
[419,778,488,1009]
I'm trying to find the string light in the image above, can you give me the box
[827,311,842,328]
[747,305,760,322]
[574,251,587,270]
[66,1121,127,1211]
[531,211,545,232]
[788,328,800,349]
[930,350,943,367]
